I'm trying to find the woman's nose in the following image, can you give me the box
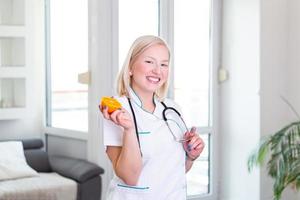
[152,64,161,74]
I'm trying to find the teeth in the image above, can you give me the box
[146,76,160,83]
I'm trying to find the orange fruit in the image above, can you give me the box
[101,96,122,114]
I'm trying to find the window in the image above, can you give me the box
[46,0,88,132]
[119,0,159,68]
[44,0,217,197]
[117,0,215,198]
[173,0,212,197]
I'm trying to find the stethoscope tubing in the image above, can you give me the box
[127,98,142,156]
[127,98,189,155]
[161,102,189,134]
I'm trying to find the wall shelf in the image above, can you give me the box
[0,0,27,120]
[0,68,27,77]
[0,108,27,120]
[0,26,26,37]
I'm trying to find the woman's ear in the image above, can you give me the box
[129,71,133,76]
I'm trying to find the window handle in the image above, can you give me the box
[218,68,229,83]
[78,71,90,85]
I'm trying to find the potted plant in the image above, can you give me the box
[247,96,300,200]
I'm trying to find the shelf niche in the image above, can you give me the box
[0,37,25,67]
[0,0,25,26]
[0,78,26,109]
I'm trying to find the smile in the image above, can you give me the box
[146,76,161,84]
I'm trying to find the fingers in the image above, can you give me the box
[110,109,123,124]
[191,137,205,150]
[100,106,110,119]
[195,140,205,150]
[100,104,122,123]
[110,108,131,125]
[186,134,205,152]
[184,132,196,147]
[184,127,196,138]
[184,130,195,140]
[185,135,205,161]
[190,126,197,133]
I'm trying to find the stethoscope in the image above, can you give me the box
[127,97,189,155]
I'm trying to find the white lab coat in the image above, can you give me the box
[103,89,187,200]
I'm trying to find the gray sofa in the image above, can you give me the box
[10,139,104,200]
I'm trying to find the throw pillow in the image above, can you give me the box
[0,141,38,181]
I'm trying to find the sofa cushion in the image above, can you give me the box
[49,155,104,183]
[0,141,38,181]
[22,139,44,150]
[25,150,52,172]
[0,172,77,200]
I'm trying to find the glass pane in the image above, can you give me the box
[0,78,25,108]
[174,0,212,197]
[119,0,159,68]
[186,133,210,196]
[174,0,210,128]
[48,0,88,132]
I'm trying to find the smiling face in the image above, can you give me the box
[130,44,169,97]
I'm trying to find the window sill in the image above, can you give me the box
[44,126,88,141]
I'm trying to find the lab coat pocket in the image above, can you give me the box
[115,183,152,199]
[138,131,155,159]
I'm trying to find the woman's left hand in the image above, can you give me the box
[183,127,205,161]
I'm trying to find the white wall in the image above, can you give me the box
[0,1,45,140]
[261,0,300,199]
[287,0,300,122]
[286,1,300,198]
[220,0,261,199]
[260,0,290,199]
[221,0,300,199]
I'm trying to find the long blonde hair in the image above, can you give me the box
[117,35,171,100]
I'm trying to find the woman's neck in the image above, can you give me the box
[131,86,155,112]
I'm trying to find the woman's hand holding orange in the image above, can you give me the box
[183,127,205,161]
[99,104,134,131]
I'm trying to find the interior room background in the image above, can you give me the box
[0,0,300,200]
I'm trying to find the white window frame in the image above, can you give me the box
[87,0,118,196]
[44,0,89,140]
[160,0,221,200]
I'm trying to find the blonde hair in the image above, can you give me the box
[117,35,171,100]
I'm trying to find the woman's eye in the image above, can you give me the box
[161,63,169,67]
[145,60,153,64]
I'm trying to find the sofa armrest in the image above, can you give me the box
[49,155,104,183]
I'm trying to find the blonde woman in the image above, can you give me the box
[100,35,205,199]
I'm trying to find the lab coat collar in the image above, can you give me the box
[128,87,159,109]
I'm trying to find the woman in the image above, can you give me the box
[100,35,205,199]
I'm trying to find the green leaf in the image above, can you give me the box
[248,121,300,200]
[247,138,270,172]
